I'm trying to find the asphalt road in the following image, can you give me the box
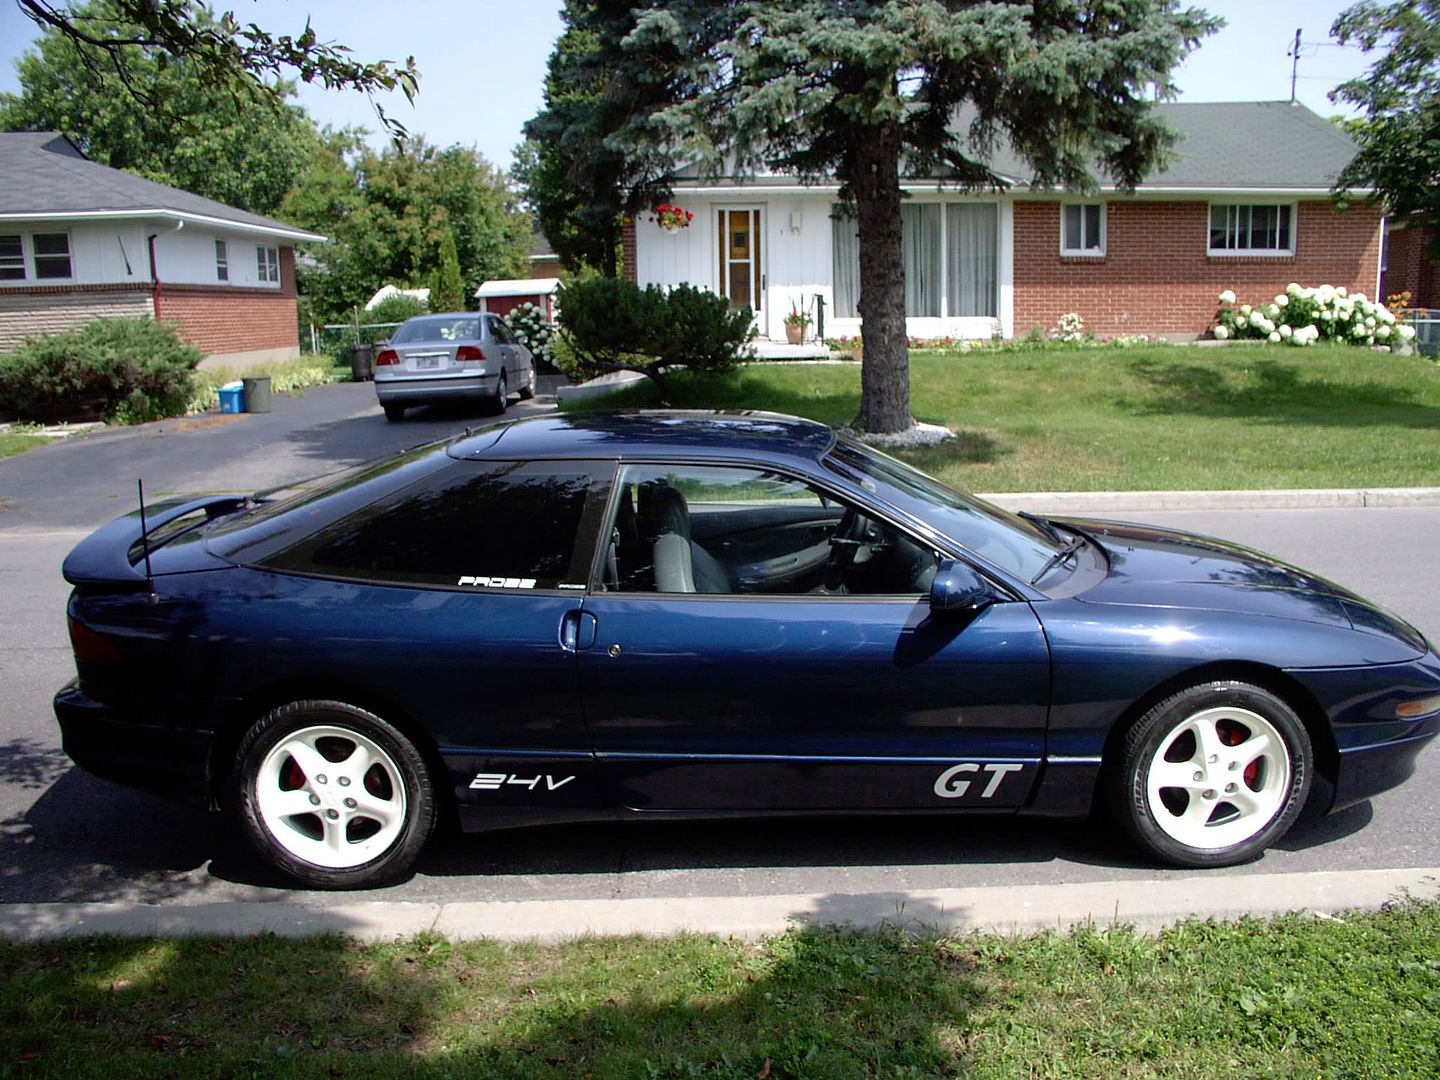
[1,381,1437,913]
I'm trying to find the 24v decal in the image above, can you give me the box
[469,772,576,792]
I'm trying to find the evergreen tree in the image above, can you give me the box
[430,232,466,312]
[535,0,1219,433]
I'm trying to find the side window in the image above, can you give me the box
[257,245,280,283]
[489,317,515,345]
[601,463,938,597]
[32,232,72,279]
[0,235,25,280]
[215,239,229,281]
[264,460,609,590]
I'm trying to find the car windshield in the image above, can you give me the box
[824,436,1062,582]
[391,317,481,343]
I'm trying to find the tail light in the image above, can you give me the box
[68,617,122,667]
[376,349,398,366]
[456,345,486,363]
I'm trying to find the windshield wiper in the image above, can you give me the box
[1029,535,1086,585]
[1018,509,1064,544]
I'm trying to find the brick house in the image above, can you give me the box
[0,132,323,365]
[627,102,1381,342]
[1381,219,1438,310]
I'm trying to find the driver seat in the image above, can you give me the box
[638,484,730,594]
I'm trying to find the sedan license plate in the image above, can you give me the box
[415,356,441,370]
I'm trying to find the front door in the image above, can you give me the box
[576,462,1050,812]
[717,208,763,324]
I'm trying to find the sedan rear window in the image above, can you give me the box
[390,317,482,343]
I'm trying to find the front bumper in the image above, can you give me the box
[375,372,499,406]
[53,681,214,805]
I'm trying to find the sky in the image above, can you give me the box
[0,1,1379,173]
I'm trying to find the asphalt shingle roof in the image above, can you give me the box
[678,101,1359,193]
[0,132,323,240]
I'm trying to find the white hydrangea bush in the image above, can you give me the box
[503,302,555,366]
[1213,284,1416,348]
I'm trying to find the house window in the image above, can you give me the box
[216,240,229,281]
[0,235,24,280]
[831,202,998,319]
[32,232,72,279]
[257,245,280,283]
[1209,204,1294,255]
[1061,203,1105,256]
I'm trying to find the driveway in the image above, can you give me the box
[0,378,562,531]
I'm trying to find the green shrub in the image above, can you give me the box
[556,278,753,400]
[0,317,201,424]
[362,293,429,325]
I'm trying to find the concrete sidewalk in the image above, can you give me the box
[2,867,1436,942]
[982,487,1440,515]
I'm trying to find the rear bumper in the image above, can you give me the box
[53,681,214,805]
[375,372,499,405]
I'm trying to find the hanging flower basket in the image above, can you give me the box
[650,203,694,231]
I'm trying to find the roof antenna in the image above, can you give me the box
[1288,28,1302,103]
[137,478,158,604]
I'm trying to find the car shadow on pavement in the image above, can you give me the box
[5,766,1382,902]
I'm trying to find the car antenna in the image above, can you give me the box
[137,478,158,604]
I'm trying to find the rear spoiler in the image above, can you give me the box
[62,495,248,586]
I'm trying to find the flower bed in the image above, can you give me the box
[1212,284,1417,348]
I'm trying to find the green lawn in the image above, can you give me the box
[4,900,1438,1078]
[0,430,47,459]
[572,343,1440,493]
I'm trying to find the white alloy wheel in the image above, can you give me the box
[255,724,407,869]
[1143,705,1289,850]
[1113,681,1311,868]
[234,701,435,888]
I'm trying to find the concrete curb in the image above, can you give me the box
[3,868,1435,942]
[983,488,1440,515]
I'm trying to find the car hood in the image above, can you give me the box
[1062,518,1431,654]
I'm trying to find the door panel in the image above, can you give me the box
[576,594,1049,810]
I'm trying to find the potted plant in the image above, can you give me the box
[784,303,812,345]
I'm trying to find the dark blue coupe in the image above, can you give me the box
[55,411,1440,888]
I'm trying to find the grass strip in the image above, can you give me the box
[567,343,1440,493]
[3,899,1437,1078]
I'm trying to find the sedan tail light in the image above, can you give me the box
[375,349,399,366]
[456,345,486,363]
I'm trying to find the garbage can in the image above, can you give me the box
[241,375,272,414]
[350,343,375,382]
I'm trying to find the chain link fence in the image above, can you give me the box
[1408,309,1440,359]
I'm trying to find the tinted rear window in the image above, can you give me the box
[261,460,609,590]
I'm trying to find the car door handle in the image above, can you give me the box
[559,610,598,653]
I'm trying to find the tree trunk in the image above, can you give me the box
[851,120,911,434]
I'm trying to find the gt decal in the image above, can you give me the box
[469,772,576,792]
[933,762,1024,800]
[457,576,537,589]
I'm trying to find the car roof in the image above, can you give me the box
[447,410,837,465]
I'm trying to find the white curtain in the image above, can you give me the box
[902,204,942,317]
[947,204,998,317]
[831,210,860,317]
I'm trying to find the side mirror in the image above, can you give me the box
[929,558,994,614]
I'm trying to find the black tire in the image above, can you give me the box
[382,403,405,422]
[1110,680,1311,868]
[232,700,436,889]
[490,371,508,414]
